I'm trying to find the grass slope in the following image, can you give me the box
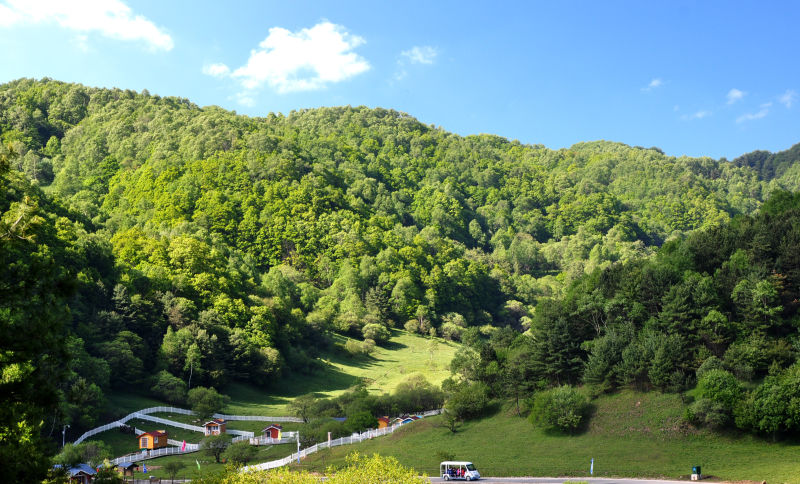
[293,390,800,484]
[108,331,457,418]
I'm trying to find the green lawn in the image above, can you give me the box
[220,330,458,416]
[107,331,457,419]
[292,390,800,484]
[125,443,297,480]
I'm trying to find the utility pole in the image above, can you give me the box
[62,424,70,448]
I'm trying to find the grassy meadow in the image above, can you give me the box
[107,330,458,419]
[292,390,800,484]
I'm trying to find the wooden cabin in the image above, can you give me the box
[54,464,96,484]
[115,462,139,478]
[138,430,168,450]
[203,418,227,436]
[262,423,283,439]
[377,416,390,429]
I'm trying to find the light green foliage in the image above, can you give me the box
[361,323,390,344]
[444,381,490,421]
[54,441,112,467]
[201,434,230,463]
[188,386,230,420]
[735,363,800,439]
[2,78,800,469]
[529,385,589,433]
[326,452,428,484]
[222,441,258,465]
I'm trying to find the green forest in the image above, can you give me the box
[2,78,800,481]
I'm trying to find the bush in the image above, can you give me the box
[445,381,490,421]
[695,356,725,381]
[362,323,390,344]
[686,397,729,429]
[696,369,742,411]
[734,363,800,439]
[403,319,420,334]
[150,370,187,405]
[345,338,375,356]
[187,386,230,420]
[440,322,463,341]
[529,385,589,434]
[222,441,257,465]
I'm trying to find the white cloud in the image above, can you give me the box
[779,89,797,108]
[0,0,173,51]
[203,63,230,78]
[726,88,745,104]
[401,46,438,65]
[210,21,370,94]
[681,110,711,121]
[642,78,663,91]
[736,106,770,123]
[234,92,256,107]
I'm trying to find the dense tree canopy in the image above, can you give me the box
[2,78,800,479]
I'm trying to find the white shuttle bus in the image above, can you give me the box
[440,461,480,481]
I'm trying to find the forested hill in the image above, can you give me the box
[2,78,800,476]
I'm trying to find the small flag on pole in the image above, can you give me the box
[181,440,186,451]
[590,458,594,475]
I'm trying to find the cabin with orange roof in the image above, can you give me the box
[138,430,168,450]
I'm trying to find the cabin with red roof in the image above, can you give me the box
[138,430,168,450]
[203,418,227,436]
[377,416,390,429]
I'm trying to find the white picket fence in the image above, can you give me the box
[111,445,200,466]
[243,409,442,472]
[73,406,280,444]
[214,414,303,423]
[246,431,298,446]
[77,405,442,470]
[132,413,205,433]
[167,439,200,451]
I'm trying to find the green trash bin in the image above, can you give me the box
[692,465,701,475]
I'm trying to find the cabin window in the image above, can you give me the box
[141,437,149,447]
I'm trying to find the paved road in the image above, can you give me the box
[429,478,692,484]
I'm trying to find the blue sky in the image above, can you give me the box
[1,0,798,159]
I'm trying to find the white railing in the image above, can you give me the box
[132,413,205,432]
[73,406,298,445]
[214,414,303,422]
[111,445,200,466]
[243,410,442,472]
[167,439,200,450]
[249,435,296,446]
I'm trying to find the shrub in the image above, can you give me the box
[696,369,742,411]
[445,381,490,421]
[695,356,725,381]
[150,370,187,405]
[362,323,390,344]
[440,322,463,341]
[403,319,420,334]
[222,441,257,465]
[686,398,729,429]
[187,386,230,420]
[529,385,589,434]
